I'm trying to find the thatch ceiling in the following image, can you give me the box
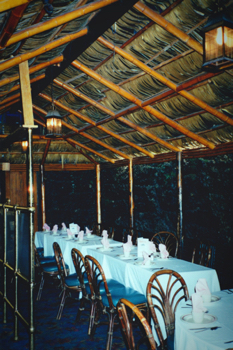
[0,0,233,168]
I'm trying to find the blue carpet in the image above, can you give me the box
[0,277,128,350]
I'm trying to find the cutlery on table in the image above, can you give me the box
[189,326,221,333]
[224,340,233,344]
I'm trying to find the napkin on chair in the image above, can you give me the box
[195,278,211,297]
[159,243,169,259]
[192,292,207,313]
[101,234,110,250]
[43,223,50,231]
[78,230,84,242]
[61,222,67,231]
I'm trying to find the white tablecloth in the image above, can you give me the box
[175,291,233,350]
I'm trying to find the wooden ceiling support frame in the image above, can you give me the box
[0,74,45,98]
[0,0,31,12]
[0,28,87,73]
[2,0,118,49]
[0,56,63,88]
[72,60,214,150]
[66,138,99,165]
[38,95,155,158]
[134,1,203,55]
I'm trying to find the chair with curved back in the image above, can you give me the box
[147,269,189,350]
[192,242,212,267]
[117,298,157,350]
[151,232,178,258]
[34,244,59,301]
[84,255,147,350]
[53,242,80,320]
[71,248,94,334]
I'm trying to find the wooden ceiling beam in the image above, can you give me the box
[0,0,31,12]
[0,55,63,88]
[0,74,45,97]
[1,0,118,49]
[66,138,99,165]
[0,28,87,73]
[72,60,215,150]
[37,95,155,158]
[134,1,203,55]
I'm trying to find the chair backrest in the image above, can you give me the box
[84,255,115,310]
[147,269,189,349]
[117,298,156,350]
[34,244,40,267]
[53,242,68,285]
[151,231,178,258]
[192,243,212,267]
[71,248,88,297]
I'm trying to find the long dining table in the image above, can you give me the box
[35,230,221,346]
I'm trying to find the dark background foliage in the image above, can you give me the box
[44,154,233,289]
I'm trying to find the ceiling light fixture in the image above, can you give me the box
[44,83,63,138]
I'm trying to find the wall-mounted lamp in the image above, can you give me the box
[21,140,28,153]
[202,7,233,72]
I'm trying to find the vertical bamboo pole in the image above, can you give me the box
[177,152,183,259]
[14,208,19,340]
[3,205,7,324]
[129,159,134,231]
[96,164,101,232]
[41,165,46,227]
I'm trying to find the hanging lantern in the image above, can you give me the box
[21,140,28,153]
[44,109,63,138]
[202,9,233,72]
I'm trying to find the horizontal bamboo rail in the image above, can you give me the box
[3,0,118,48]
[134,1,203,55]
[0,74,45,97]
[0,0,31,12]
[97,36,233,129]
[0,56,63,88]
[72,60,215,150]
[38,94,155,158]
[0,28,87,72]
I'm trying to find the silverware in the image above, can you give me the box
[189,326,221,333]
[224,340,233,344]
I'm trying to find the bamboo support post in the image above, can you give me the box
[177,152,183,259]
[129,159,134,230]
[96,164,101,227]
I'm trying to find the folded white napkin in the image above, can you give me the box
[123,242,132,255]
[148,241,157,253]
[102,230,108,238]
[192,292,207,313]
[43,223,50,231]
[67,228,73,239]
[159,243,169,259]
[85,227,93,236]
[101,235,109,249]
[52,224,58,233]
[127,235,133,248]
[195,278,211,296]
[78,230,84,241]
[142,251,151,265]
[61,222,67,231]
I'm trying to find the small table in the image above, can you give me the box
[175,290,233,350]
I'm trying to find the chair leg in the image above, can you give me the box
[36,273,45,301]
[90,303,101,339]
[88,299,97,335]
[106,312,117,350]
[56,288,67,320]
[75,297,86,323]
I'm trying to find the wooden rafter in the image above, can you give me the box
[1,0,118,49]
[0,0,31,12]
[72,60,215,150]
[66,138,99,165]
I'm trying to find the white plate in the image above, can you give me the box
[204,295,221,305]
[86,235,99,239]
[52,233,59,236]
[156,257,170,261]
[181,314,217,324]
[74,240,88,244]
[97,247,113,252]
[134,261,157,268]
[117,254,136,260]
[64,237,73,240]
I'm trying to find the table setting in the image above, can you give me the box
[175,280,233,350]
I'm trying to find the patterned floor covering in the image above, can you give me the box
[0,278,128,350]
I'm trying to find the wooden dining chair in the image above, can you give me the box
[53,242,80,320]
[34,244,60,301]
[191,241,213,267]
[84,255,147,350]
[117,298,157,350]
[71,248,94,334]
[147,269,189,350]
[151,231,178,258]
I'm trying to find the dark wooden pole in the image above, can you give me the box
[177,152,183,258]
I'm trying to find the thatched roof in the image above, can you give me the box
[0,0,233,168]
